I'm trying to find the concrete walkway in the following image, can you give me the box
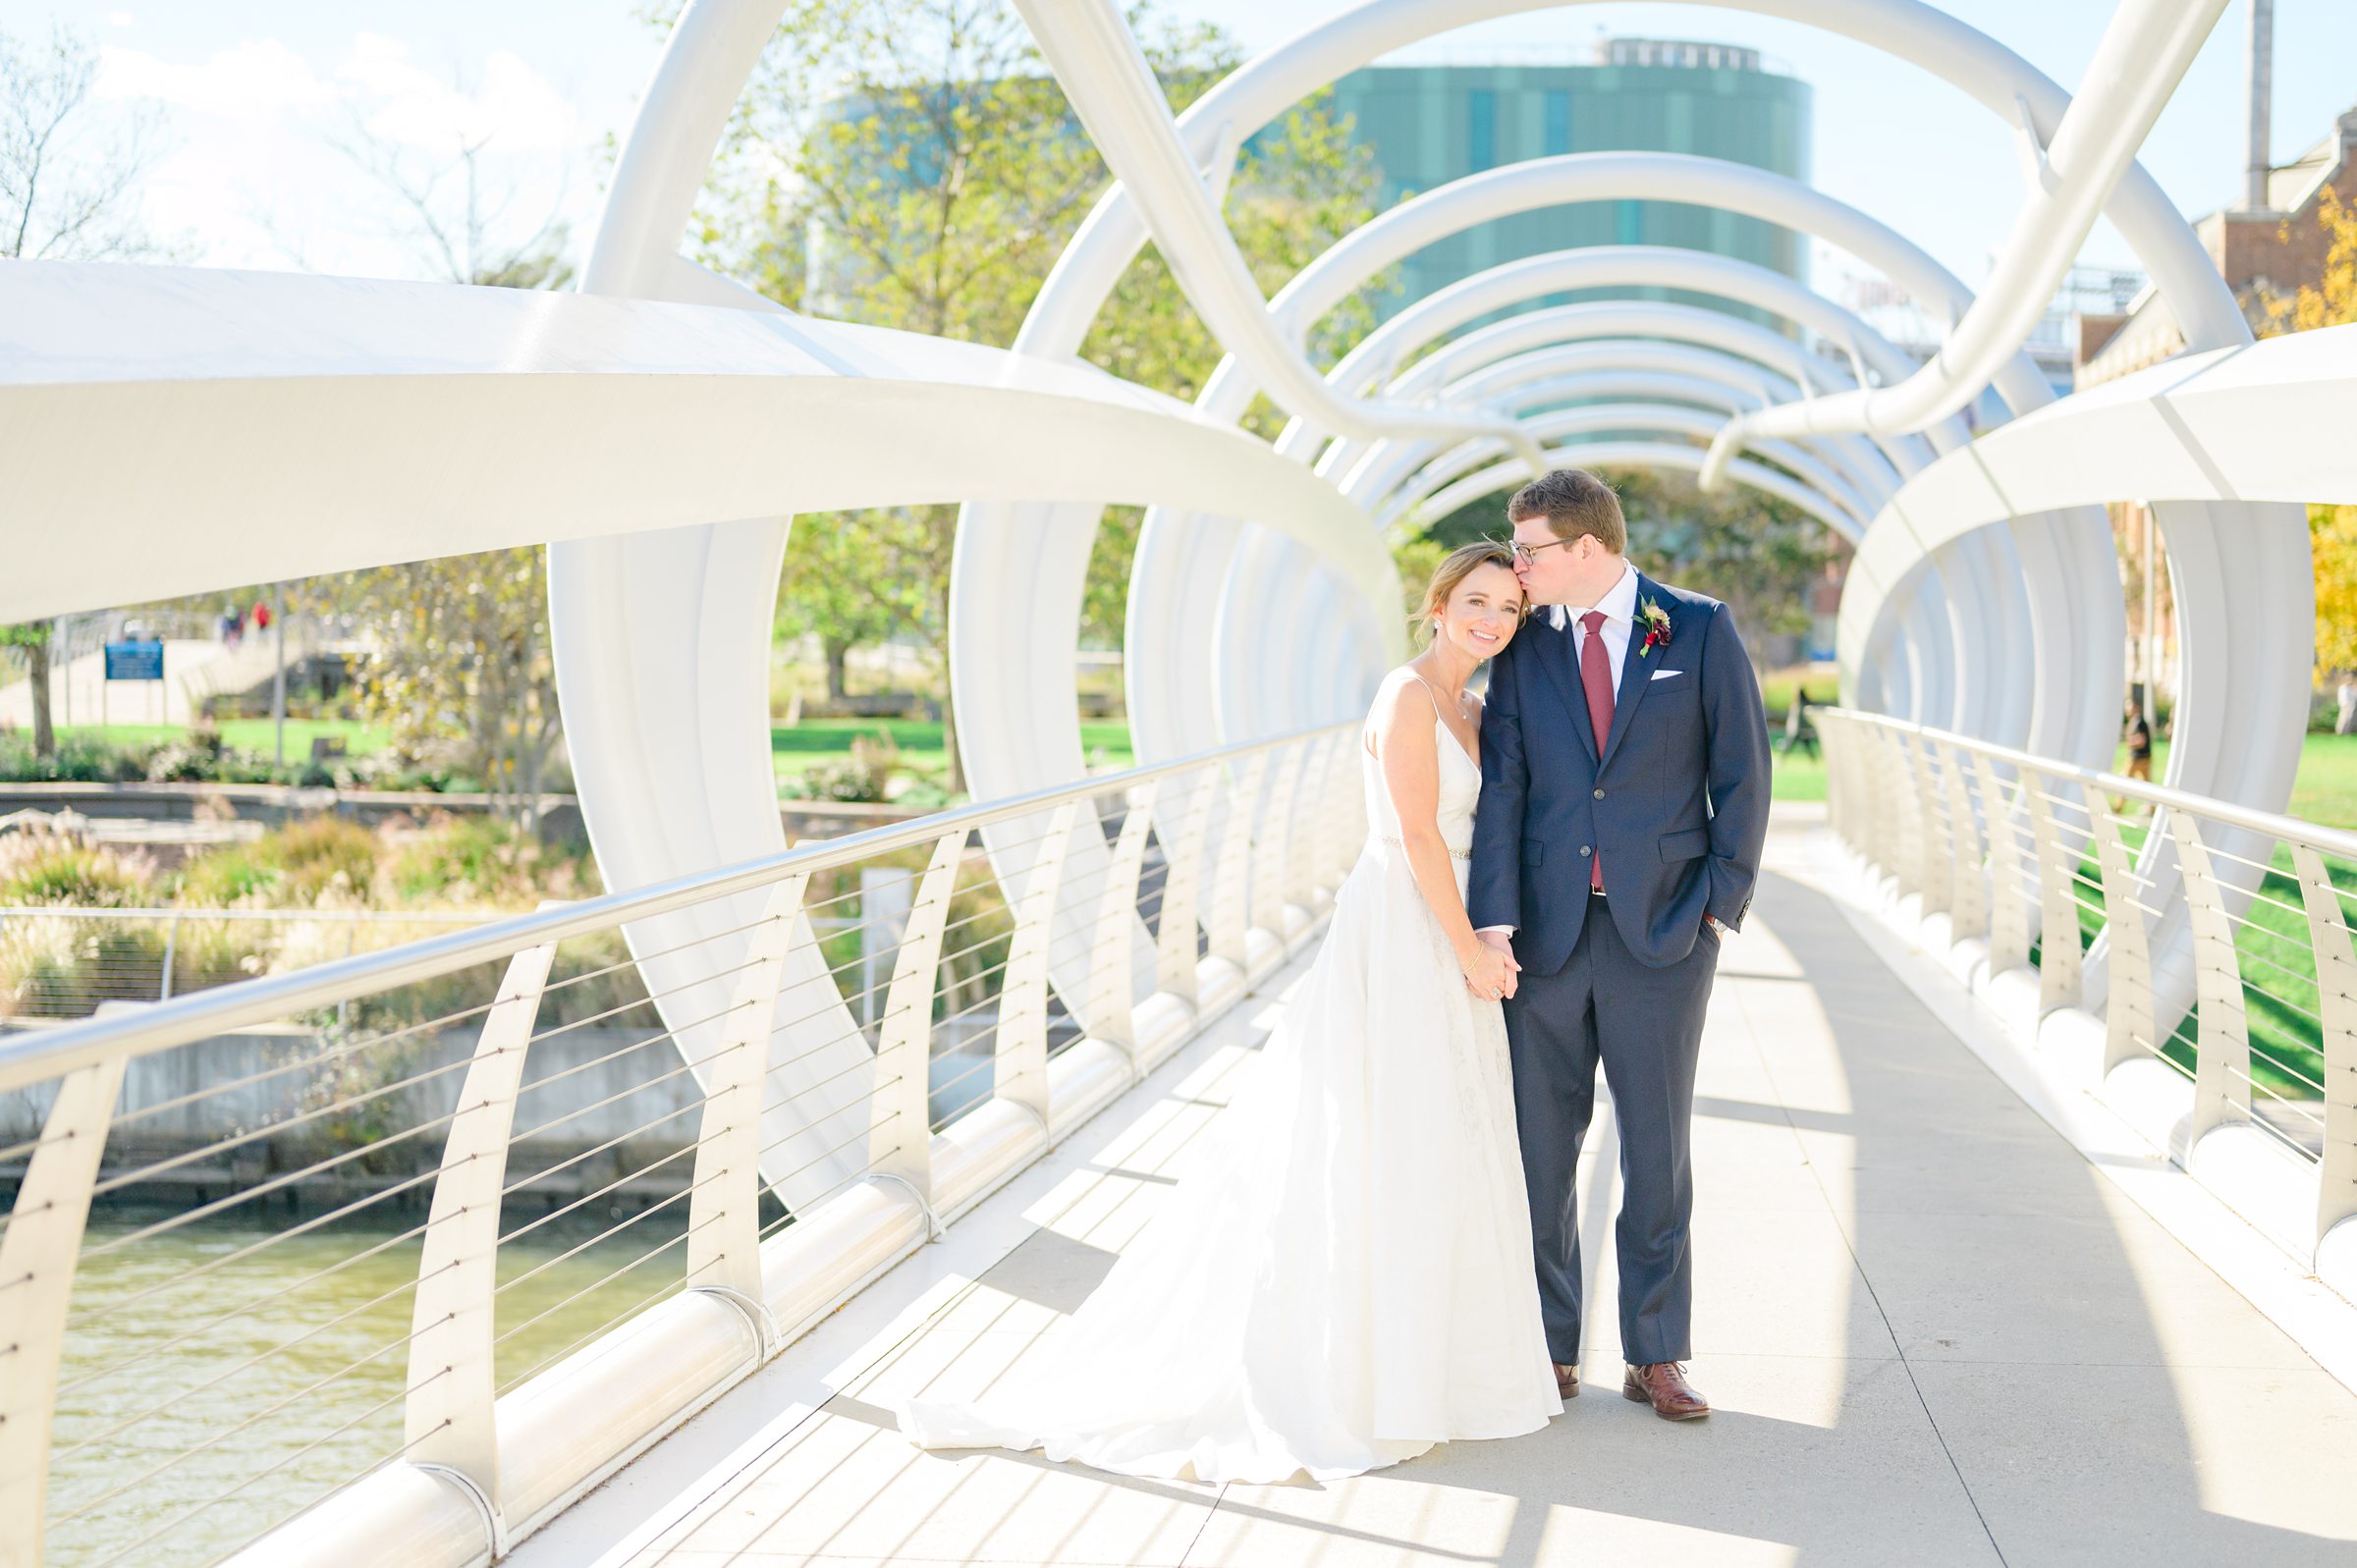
[578,822,2357,1568]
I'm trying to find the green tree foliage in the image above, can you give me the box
[1411,467,1836,654]
[303,550,565,832]
[2268,188,2357,677]
[672,0,1386,785]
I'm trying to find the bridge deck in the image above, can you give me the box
[553,820,2357,1568]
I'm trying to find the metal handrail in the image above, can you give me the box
[1824,707,2357,862]
[1817,705,2356,1264]
[0,724,1331,1096]
[3,718,1365,1568]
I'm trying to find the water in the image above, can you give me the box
[44,1207,685,1568]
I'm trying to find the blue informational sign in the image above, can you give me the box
[104,640,165,681]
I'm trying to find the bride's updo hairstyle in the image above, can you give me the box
[1413,541,1527,642]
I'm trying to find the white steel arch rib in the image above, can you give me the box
[1127,242,1991,758]
[1,0,2315,1211]
[1418,443,1860,543]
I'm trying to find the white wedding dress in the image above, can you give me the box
[896,672,1560,1482]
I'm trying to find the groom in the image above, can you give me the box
[1469,468,1771,1421]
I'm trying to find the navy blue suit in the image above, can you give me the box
[1469,573,1771,1366]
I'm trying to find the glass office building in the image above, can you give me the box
[1325,39,1813,322]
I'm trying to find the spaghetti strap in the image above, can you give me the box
[1365,669,1446,758]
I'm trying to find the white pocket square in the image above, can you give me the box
[1649,669,1685,681]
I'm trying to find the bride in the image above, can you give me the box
[897,542,1556,1482]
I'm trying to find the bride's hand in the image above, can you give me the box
[1458,940,1519,1002]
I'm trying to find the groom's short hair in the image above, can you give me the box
[1507,468,1626,555]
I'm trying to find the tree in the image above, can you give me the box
[1410,465,1836,662]
[323,111,574,290]
[0,623,55,758]
[285,88,577,823]
[2270,187,2357,678]
[0,23,177,264]
[684,0,1386,787]
[2,23,183,758]
[307,549,566,832]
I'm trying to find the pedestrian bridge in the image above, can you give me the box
[496,810,2357,1568]
[9,0,2357,1562]
[8,730,2357,1568]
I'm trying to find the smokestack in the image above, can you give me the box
[2245,0,2274,210]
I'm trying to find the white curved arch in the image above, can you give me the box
[1234,149,2095,748]
[1348,352,1891,528]
[1133,242,1996,757]
[1372,395,1877,542]
[972,0,2258,821]
[533,0,2293,1195]
[1419,441,1859,542]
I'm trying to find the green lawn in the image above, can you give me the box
[2128,731,2357,830]
[768,720,1134,780]
[49,719,391,758]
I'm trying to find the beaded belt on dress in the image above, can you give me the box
[1375,835,1471,860]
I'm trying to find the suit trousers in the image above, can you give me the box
[1505,893,1717,1367]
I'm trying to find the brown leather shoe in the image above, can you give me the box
[1622,1362,1709,1420]
[1553,1361,1580,1399]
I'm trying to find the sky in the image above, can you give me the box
[15,1,2357,293]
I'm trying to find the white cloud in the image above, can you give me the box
[336,33,578,155]
[106,11,135,27]
[95,40,333,121]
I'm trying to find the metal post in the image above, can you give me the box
[2290,844,2357,1247]
[1904,732,1951,915]
[2171,813,2253,1149]
[1152,769,1211,1005]
[1089,781,1155,1068]
[158,912,182,1002]
[1940,739,1987,940]
[2091,804,2155,1075]
[857,867,912,1030]
[1977,752,2033,976]
[997,802,1079,1132]
[1205,754,1265,968]
[0,1054,129,1568]
[686,874,809,1344]
[2024,768,2083,1012]
[404,937,558,1533]
[1251,746,1303,940]
[1285,734,1330,910]
[867,829,964,1227]
[1876,727,1919,893]
[272,585,287,772]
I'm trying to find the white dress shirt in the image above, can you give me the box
[1477,564,1641,940]
[1548,562,1639,689]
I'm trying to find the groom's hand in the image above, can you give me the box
[1476,929,1521,999]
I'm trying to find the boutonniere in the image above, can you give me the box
[1636,597,1672,658]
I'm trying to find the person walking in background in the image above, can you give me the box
[1783,687,1817,760]
[2336,674,2357,736]
[2124,701,2154,784]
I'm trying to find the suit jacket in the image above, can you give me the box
[1467,572,1773,975]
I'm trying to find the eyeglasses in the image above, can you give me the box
[1504,535,1581,566]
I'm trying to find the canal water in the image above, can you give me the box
[46,1207,685,1568]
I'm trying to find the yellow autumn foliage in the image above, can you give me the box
[2270,189,2357,680]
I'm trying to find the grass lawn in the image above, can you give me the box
[769,720,1134,781]
[2129,731,2357,829]
[49,719,391,758]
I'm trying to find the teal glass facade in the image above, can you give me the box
[1322,54,1813,323]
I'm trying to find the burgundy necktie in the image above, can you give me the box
[1580,610,1614,892]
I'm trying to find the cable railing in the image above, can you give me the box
[1818,708,2357,1271]
[0,721,1362,1568]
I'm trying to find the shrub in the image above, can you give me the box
[0,834,156,908]
[786,731,903,803]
